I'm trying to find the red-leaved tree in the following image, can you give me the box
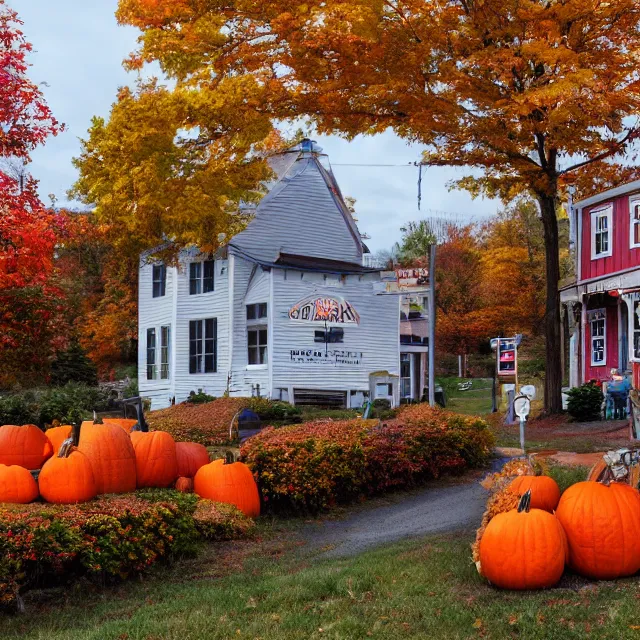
[0,2,64,385]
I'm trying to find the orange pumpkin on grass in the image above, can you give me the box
[0,464,39,503]
[175,442,210,478]
[0,424,53,470]
[175,477,194,493]
[44,424,73,454]
[194,458,260,518]
[39,425,96,504]
[556,481,640,580]
[508,475,561,513]
[130,431,178,488]
[479,490,567,590]
[77,421,136,494]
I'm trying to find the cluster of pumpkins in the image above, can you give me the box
[478,473,640,590]
[0,421,260,518]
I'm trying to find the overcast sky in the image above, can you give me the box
[14,0,501,253]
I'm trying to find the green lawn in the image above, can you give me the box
[4,522,640,639]
[437,377,494,416]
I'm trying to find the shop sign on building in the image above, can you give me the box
[289,295,360,325]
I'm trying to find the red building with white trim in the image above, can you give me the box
[561,180,640,388]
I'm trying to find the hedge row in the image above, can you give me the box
[241,404,495,513]
[146,397,302,446]
[0,490,253,609]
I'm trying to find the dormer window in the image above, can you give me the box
[631,198,640,249]
[590,206,613,259]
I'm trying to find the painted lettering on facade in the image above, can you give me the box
[290,349,363,366]
[289,295,360,325]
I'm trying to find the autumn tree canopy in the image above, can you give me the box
[109,0,640,411]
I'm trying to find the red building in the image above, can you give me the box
[561,180,640,388]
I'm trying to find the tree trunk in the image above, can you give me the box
[538,193,564,413]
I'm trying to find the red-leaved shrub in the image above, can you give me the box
[146,398,247,446]
[241,406,494,513]
[0,490,252,609]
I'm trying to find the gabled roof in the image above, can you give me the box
[229,140,365,267]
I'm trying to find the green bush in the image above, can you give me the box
[241,405,494,514]
[566,382,603,421]
[187,389,217,404]
[246,397,302,423]
[0,383,110,427]
[122,377,139,398]
[0,490,252,610]
[49,342,98,386]
[0,392,39,425]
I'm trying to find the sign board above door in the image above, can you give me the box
[373,268,430,295]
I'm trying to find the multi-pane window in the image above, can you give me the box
[631,200,640,249]
[634,301,640,360]
[189,319,217,374]
[189,260,215,295]
[160,326,170,379]
[591,207,612,259]
[589,309,606,366]
[152,264,166,298]
[146,328,157,380]
[246,303,268,365]
[147,326,170,380]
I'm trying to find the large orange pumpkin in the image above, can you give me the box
[508,475,561,513]
[0,424,53,470]
[479,491,567,590]
[45,424,73,454]
[77,422,137,494]
[194,458,260,518]
[175,442,210,478]
[556,481,640,580]
[130,431,178,488]
[39,428,97,504]
[0,464,39,503]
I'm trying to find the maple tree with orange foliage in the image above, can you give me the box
[106,0,640,411]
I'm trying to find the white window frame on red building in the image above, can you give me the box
[630,196,640,249]
[588,309,607,367]
[590,205,613,260]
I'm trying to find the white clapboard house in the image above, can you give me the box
[138,140,429,410]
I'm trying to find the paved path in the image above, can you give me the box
[303,481,487,558]
[302,457,511,558]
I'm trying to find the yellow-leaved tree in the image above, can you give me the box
[89,0,640,411]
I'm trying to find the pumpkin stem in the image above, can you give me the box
[517,489,532,513]
[224,450,235,465]
[93,412,104,425]
[58,437,74,458]
[72,422,81,447]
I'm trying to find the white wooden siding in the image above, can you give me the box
[270,269,400,405]
[229,256,271,397]
[171,255,231,404]
[138,259,175,408]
